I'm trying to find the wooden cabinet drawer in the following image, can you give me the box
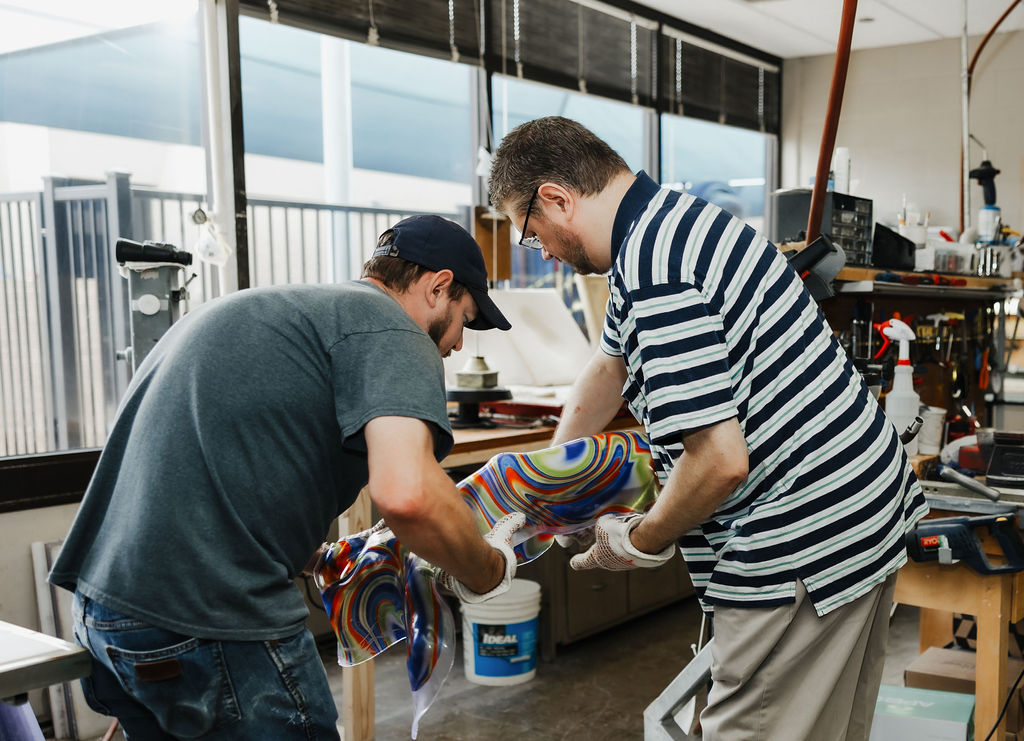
[565,568,628,639]
[627,555,683,613]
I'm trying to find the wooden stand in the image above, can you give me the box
[473,206,510,282]
[338,489,375,740]
[895,521,1024,739]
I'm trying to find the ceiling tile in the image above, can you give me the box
[633,0,1024,59]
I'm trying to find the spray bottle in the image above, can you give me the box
[883,318,921,455]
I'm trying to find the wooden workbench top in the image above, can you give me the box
[445,416,641,469]
[836,266,1011,289]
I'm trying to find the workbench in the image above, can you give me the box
[442,414,641,469]
[895,480,1024,740]
[0,620,89,703]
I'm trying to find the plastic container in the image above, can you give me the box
[460,579,540,686]
[832,146,850,193]
[917,407,946,455]
[883,319,921,456]
[978,205,1001,243]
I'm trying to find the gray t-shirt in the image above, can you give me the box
[50,281,453,640]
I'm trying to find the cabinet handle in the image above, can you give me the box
[591,583,606,591]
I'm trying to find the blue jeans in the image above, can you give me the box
[72,593,340,740]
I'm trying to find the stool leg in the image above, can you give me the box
[101,718,121,741]
[974,576,1011,740]
[0,699,45,741]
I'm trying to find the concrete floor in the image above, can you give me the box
[319,597,924,741]
[77,597,923,740]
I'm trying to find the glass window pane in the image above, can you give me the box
[0,1,207,456]
[661,114,771,232]
[238,18,474,287]
[490,75,647,297]
[492,74,646,174]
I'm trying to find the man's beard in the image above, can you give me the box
[550,223,602,275]
[428,303,456,357]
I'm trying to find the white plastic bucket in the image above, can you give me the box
[460,578,541,686]
[918,406,947,455]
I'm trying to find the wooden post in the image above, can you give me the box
[338,489,375,740]
[917,608,953,653]
[473,206,510,282]
[974,574,1011,741]
[895,560,1013,740]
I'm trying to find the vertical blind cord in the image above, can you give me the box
[577,5,586,93]
[674,38,682,116]
[629,18,638,105]
[366,0,379,45]
[758,67,765,132]
[512,0,522,78]
[449,0,460,62]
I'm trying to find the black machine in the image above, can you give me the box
[115,238,193,371]
[970,158,1001,208]
[115,238,193,266]
[771,188,873,267]
[906,512,1024,576]
[783,233,846,302]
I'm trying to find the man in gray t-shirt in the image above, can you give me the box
[50,215,520,740]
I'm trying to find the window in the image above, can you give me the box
[492,74,647,176]
[0,1,207,456]
[0,0,783,462]
[661,114,774,232]
[238,18,475,285]
[491,74,648,295]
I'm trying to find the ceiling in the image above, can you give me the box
[635,0,1024,59]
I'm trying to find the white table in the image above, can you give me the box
[0,620,90,702]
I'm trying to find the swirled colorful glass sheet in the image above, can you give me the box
[313,527,454,738]
[314,430,658,737]
[459,430,658,563]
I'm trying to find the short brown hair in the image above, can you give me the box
[361,229,468,300]
[488,116,630,213]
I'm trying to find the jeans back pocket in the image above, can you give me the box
[106,637,241,738]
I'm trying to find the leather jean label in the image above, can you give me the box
[133,657,184,682]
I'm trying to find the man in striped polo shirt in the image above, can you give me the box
[489,116,928,740]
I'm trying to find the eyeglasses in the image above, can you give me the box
[518,188,542,250]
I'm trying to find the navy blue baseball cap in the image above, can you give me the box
[374,215,511,331]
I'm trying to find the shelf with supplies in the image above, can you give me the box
[834,267,1016,299]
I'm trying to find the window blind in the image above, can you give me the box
[486,0,657,107]
[660,26,780,135]
[239,0,781,134]
[239,0,485,64]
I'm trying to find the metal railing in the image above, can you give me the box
[0,173,465,457]
[0,192,50,455]
[246,199,458,286]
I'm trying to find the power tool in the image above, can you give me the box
[906,512,1024,575]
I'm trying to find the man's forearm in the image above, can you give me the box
[629,418,749,554]
[380,462,505,594]
[553,350,627,445]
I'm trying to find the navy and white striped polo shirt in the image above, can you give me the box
[601,171,928,616]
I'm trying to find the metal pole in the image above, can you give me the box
[199,0,248,294]
[805,0,857,243]
[961,0,971,234]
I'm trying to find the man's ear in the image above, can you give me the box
[537,182,575,220]
[425,269,455,308]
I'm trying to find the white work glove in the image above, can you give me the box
[554,527,596,551]
[569,513,674,572]
[436,512,527,604]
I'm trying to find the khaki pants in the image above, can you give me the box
[700,573,897,741]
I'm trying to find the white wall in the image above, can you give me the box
[0,503,78,629]
[781,30,1024,234]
